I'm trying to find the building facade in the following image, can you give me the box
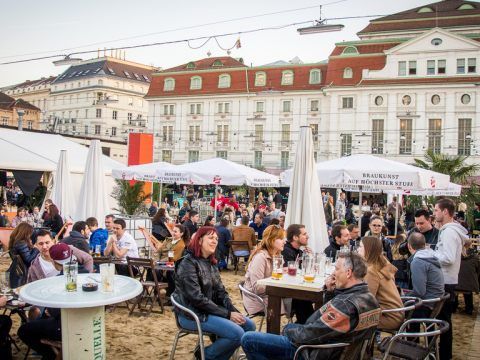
[146,0,480,172]
[0,92,41,130]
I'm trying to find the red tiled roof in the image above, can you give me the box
[330,43,401,56]
[361,76,480,86]
[0,92,40,111]
[146,63,327,97]
[324,56,386,86]
[359,0,480,35]
[10,76,57,90]
[161,57,246,73]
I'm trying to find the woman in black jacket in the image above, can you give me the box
[7,223,39,287]
[44,204,63,238]
[151,208,170,240]
[174,226,255,360]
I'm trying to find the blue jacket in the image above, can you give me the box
[249,222,267,239]
[408,248,444,303]
[89,228,109,255]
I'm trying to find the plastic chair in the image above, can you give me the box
[378,318,449,360]
[169,295,215,360]
[238,281,267,331]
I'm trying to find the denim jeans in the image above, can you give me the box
[179,314,255,360]
[241,323,300,360]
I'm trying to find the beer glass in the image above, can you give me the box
[63,262,78,292]
[100,263,115,293]
[271,255,283,280]
[302,256,315,283]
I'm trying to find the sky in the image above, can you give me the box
[0,0,436,87]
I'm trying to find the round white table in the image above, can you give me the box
[20,274,142,359]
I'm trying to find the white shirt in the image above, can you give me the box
[117,232,139,260]
[39,256,60,278]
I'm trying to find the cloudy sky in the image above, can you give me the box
[0,0,435,87]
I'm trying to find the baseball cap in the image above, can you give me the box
[259,204,267,211]
[49,243,75,264]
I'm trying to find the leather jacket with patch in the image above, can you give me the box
[284,283,381,359]
[173,251,239,321]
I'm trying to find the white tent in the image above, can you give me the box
[397,182,462,197]
[161,158,281,187]
[281,154,450,191]
[285,127,329,252]
[111,161,180,183]
[0,128,124,214]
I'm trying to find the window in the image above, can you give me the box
[163,104,175,115]
[254,72,266,86]
[438,60,446,74]
[98,80,103,86]
[27,121,33,130]
[255,101,265,113]
[96,109,102,118]
[341,134,352,156]
[123,71,131,78]
[112,110,117,120]
[458,4,475,10]
[164,78,175,91]
[409,61,417,75]
[281,124,290,143]
[186,62,196,69]
[343,67,353,79]
[189,125,201,141]
[372,119,384,154]
[398,61,406,76]
[310,124,319,142]
[218,74,231,88]
[309,69,321,84]
[310,100,319,112]
[2,117,8,126]
[282,100,292,113]
[342,97,353,109]
[461,94,471,105]
[458,118,472,155]
[431,38,442,46]
[217,125,229,143]
[427,60,436,75]
[85,125,89,135]
[281,151,289,169]
[428,119,442,154]
[212,60,224,67]
[342,46,358,55]
[94,125,101,135]
[190,76,202,90]
[188,150,199,163]
[399,119,412,154]
[216,151,227,159]
[85,109,89,119]
[254,151,262,168]
[162,150,172,163]
[127,113,133,121]
[281,70,294,85]
[468,58,477,73]
[457,59,466,74]
[418,7,433,13]
[313,151,318,162]
[431,94,441,105]
[128,97,133,106]
[162,126,173,141]
[189,103,202,115]
[217,102,230,114]
[374,96,384,106]
[254,124,264,142]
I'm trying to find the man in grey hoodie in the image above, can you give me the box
[433,198,469,360]
[407,232,444,319]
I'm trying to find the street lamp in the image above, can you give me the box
[16,108,25,131]
[53,55,83,66]
[297,6,344,35]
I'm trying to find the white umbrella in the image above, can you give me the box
[111,161,181,183]
[285,127,329,252]
[76,140,109,227]
[50,150,74,219]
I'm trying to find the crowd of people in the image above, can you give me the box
[0,187,478,360]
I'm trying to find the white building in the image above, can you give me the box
[145,0,480,172]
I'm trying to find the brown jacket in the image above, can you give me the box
[365,262,404,330]
[232,225,256,252]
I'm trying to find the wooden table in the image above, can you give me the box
[257,274,326,334]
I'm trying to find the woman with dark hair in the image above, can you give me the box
[152,208,170,241]
[44,204,63,238]
[203,215,215,226]
[174,226,255,359]
[7,223,39,287]
[358,236,403,331]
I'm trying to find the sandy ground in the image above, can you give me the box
[1,256,477,359]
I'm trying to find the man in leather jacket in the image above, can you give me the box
[241,252,381,360]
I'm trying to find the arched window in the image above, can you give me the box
[281,70,294,85]
[254,72,266,86]
[218,74,231,88]
[342,46,359,55]
[190,76,202,90]
[309,69,321,84]
[212,60,224,67]
[163,78,175,91]
[186,62,196,69]
[457,4,475,10]
[343,67,353,79]
[98,79,103,85]
[417,7,434,13]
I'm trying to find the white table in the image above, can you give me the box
[20,274,142,359]
[257,274,327,334]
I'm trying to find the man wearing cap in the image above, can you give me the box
[27,230,93,283]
